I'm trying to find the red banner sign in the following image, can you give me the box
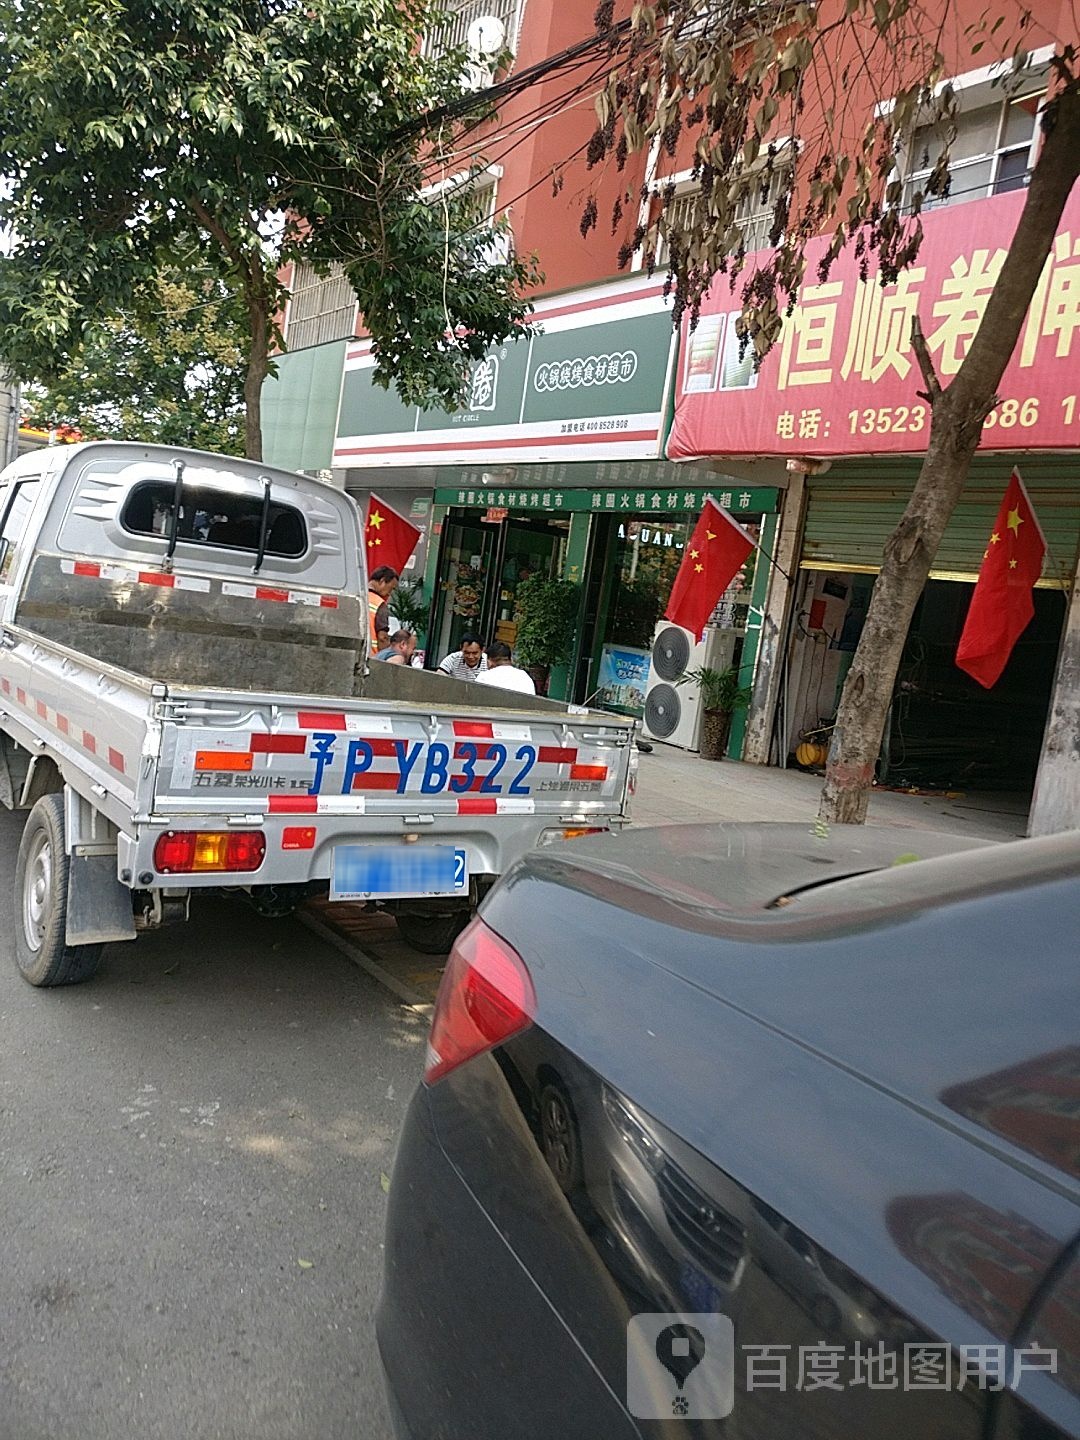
[668,189,1080,460]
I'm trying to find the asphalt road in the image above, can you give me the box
[0,806,427,1440]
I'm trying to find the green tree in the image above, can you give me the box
[0,0,539,461]
[588,2,1078,822]
[22,262,248,454]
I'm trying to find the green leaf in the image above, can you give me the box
[0,0,539,456]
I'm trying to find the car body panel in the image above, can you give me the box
[991,1244,1080,1440]
[380,826,1080,1439]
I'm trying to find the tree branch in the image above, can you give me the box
[187,194,250,278]
[910,314,941,405]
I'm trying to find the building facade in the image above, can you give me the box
[260,0,770,723]
[261,0,1079,826]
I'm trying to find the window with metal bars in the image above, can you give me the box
[423,170,510,265]
[423,0,524,64]
[652,153,793,266]
[284,262,358,351]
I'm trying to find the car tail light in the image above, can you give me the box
[424,917,536,1084]
[153,830,266,874]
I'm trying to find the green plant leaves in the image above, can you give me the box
[0,0,540,438]
[513,576,582,670]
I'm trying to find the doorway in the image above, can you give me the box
[783,569,1066,797]
[429,509,569,663]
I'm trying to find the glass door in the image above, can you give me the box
[431,511,571,665]
[430,514,500,662]
[491,517,569,653]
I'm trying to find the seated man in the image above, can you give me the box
[475,640,536,695]
[437,632,488,682]
[374,630,417,666]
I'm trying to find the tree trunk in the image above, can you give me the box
[819,85,1080,824]
[184,197,272,463]
[243,300,269,462]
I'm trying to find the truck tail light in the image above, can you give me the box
[153,830,266,874]
[424,917,536,1085]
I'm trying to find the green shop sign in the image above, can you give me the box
[334,278,678,467]
[435,484,780,515]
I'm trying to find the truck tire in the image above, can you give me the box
[394,910,469,956]
[14,794,103,986]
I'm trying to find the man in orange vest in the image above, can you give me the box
[368,566,399,652]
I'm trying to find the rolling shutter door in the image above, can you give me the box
[801,453,1080,588]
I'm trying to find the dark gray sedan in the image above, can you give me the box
[379,824,1080,1439]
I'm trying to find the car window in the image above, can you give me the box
[0,478,42,583]
[120,480,307,559]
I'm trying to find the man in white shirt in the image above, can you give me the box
[474,641,536,695]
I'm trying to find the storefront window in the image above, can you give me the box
[593,513,759,716]
[608,518,688,647]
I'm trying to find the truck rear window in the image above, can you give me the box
[121,481,307,558]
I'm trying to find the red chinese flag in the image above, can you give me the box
[364,494,421,576]
[664,497,755,641]
[955,470,1045,689]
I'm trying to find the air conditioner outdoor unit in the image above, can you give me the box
[642,621,739,750]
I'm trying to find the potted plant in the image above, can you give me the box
[677,665,751,761]
[513,575,581,695]
[390,576,429,638]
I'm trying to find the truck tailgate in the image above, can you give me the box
[152,690,632,841]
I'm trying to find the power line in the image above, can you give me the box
[390,18,633,144]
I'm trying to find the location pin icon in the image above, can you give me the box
[655,1323,706,1392]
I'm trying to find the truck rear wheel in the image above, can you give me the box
[393,910,470,956]
[15,794,103,986]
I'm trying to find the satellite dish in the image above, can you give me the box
[466,14,507,57]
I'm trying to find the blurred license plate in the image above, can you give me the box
[330,845,468,900]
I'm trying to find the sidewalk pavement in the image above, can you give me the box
[632,743,1028,842]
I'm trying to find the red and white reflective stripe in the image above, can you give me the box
[491,722,532,742]
[537,745,576,764]
[451,721,494,738]
[250,733,307,755]
[61,559,337,604]
[0,677,126,774]
[297,711,348,731]
[455,796,497,815]
[61,559,211,592]
[191,729,398,774]
[493,797,535,815]
[221,581,339,609]
[451,720,533,742]
[267,794,366,815]
[455,797,536,815]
